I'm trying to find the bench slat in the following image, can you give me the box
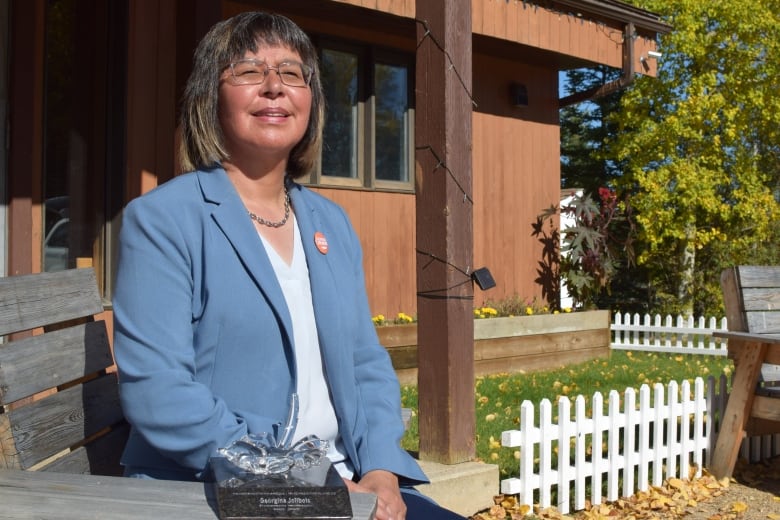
[734,265,780,288]
[0,268,126,476]
[744,312,780,334]
[741,287,780,311]
[752,395,780,422]
[6,375,123,469]
[41,423,129,476]
[0,269,103,336]
[0,321,113,404]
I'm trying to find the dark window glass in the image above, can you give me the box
[43,0,125,285]
[317,42,412,189]
[321,49,358,178]
[374,62,409,182]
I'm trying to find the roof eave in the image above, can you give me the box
[548,0,672,35]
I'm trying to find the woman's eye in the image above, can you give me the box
[281,68,302,79]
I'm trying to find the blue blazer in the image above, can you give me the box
[113,167,427,485]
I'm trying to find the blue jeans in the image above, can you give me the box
[401,488,467,519]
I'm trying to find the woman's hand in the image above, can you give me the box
[343,469,406,520]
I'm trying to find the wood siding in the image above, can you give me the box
[5,0,667,320]
[472,53,560,309]
[310,188,417,317]
[473,0,660,77]
[311,53,560,318]
[127,0,178,199]
[331,0,414,18]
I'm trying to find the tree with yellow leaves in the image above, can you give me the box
[609,0,780,316]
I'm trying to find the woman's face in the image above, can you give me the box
[218,44,312,166]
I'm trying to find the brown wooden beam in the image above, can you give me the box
[414,0,475,464]
[7,0,45,275]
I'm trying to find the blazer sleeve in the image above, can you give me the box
[337,213,429,486]
[113,194,249,474]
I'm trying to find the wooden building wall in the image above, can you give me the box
[471,54,560,310]
[220,0,657,318]
[312,55,561,319]
[473,0,660,77]
[331,0,414,18]
[5,0,664,320]
[311,188,417,317]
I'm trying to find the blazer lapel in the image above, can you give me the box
[196,169,294,338]
[288,186,347,393]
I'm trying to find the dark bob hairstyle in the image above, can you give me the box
[179,12,323,178]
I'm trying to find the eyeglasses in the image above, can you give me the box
[227,59,313,87]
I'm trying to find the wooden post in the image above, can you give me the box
[7,0,45,275]
[414,0,475,464]
[710,338,766,479]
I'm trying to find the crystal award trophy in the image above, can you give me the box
[209,394,352,519]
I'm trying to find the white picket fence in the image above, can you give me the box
[610,313,729,356]
[501,377,715,514]
[500,374,780,515]
[497,312,780,515]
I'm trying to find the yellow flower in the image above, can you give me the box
[525,306,533,315]
[396,312,414,323]
[481,307,498,317]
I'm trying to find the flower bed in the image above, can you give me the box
[376,310,611,385]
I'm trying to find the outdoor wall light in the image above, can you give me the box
[471,267,496,291]
[640,50,662,73]
[509,82,528,107]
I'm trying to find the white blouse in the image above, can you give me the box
[258,217,352,478]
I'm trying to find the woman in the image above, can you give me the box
[113,11,464,520]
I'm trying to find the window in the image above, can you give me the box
[42,0,126,296]
[315,42,413,190]
[321,48,359,180]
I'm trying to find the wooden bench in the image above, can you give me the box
[710,265,780,478]
[0,268,128,475]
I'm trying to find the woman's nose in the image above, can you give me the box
[260,69,284,96]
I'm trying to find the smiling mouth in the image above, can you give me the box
[254,109,290,118]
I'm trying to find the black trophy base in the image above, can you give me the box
[209,457,353,519]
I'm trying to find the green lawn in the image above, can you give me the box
[400,350,733,479]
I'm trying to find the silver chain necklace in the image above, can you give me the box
[248,189,290,228]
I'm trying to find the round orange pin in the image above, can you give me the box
[314,232,329,254]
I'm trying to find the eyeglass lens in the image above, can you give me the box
[230,60,310,87]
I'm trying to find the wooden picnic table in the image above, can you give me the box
[709,330,780,479]
[0,468,377,519]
